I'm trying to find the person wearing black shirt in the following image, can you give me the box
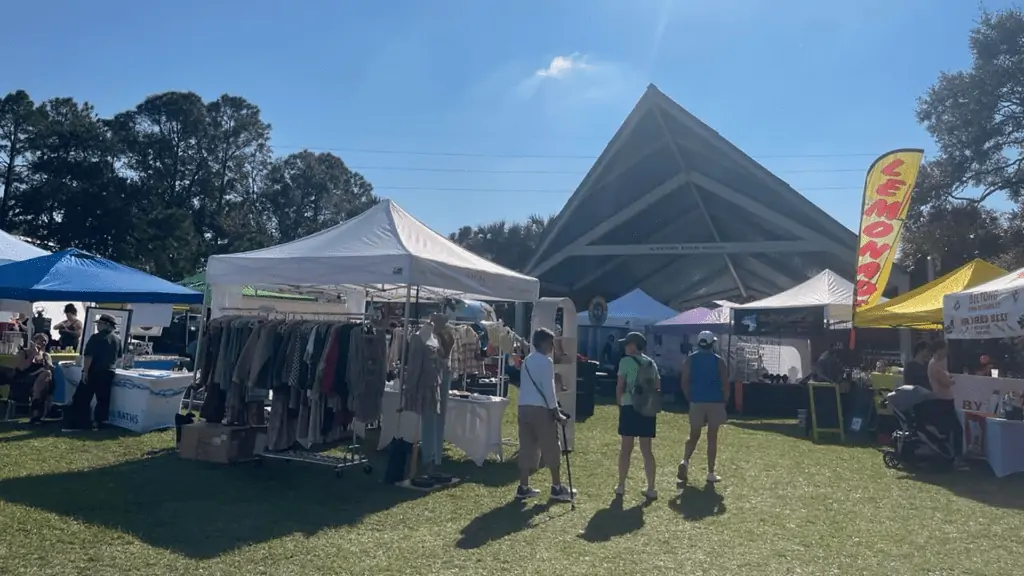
[600,335,617,369]
[815,343,843,382]
[903,341,932,390]
[63,314,122,431]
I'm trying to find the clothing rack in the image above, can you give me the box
[190,310,378,478]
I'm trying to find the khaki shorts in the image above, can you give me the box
[689,402,727,428]
[518,405,562,472]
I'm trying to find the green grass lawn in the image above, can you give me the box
[1,395,1022,575]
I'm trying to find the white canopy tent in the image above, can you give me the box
[734,269,856,324]
[944,267,1024,340]
[206,199,540,303]
[0,231,49,265]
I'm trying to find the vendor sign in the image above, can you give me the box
[732,306,825,337]
[853,149,924,312]
[953,374,1024,413]
[943,269,1024,339]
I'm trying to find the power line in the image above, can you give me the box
[349,165,870,175]
[371,184,862,194]
[275,144,922,161]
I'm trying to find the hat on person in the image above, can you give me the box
[618,331,647,349]
[98,314,118,327]
[697,330,717,347]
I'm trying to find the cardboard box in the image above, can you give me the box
[178,422,266,464]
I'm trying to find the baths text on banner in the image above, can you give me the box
[853,149,924,311]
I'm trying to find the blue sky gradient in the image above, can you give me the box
[3,0,1015,234]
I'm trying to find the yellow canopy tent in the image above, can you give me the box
[854,259,1006,329]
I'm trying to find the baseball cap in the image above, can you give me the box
[697,330,717,347]
[98,314,118,327]
[618,331,647,348]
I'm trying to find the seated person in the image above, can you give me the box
[53,303,83,351]
[13,333,54,424]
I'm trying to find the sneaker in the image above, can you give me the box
[707,472,722,483]
[614,485,625,497]
[515,485,540,500]
[677,461,688,483]
[643,489,659,500]
[550,485,577,502]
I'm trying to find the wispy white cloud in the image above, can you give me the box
[535,53,594,79]
[516,53,599,99]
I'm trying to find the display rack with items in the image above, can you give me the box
[531,297,578,450]
[193,308,381,476]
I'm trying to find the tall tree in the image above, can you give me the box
[448,214,552,271]
[262,150,379,243]
[17,97,135,261]
[0,90,38,229]
[202,94,275,253]
[902,7,1024,275]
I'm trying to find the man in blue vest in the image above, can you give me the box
[678,331,729,485]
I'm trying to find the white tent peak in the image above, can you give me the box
[206,199,540,302]
[738,270,853,308]
[735,269,858,322]
[0,230,49,264]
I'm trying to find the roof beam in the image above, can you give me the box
[653,106,748,299]
[690,171,854,260]
[569,240,819,257]
[736,255,803,292]
[526,94,659,272]
[528,171,690,277]
[567,208,702,291]
[649,84,852,247]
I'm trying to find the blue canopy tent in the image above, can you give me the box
[0,249,203,304]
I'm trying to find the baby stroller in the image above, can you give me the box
[882,385,956,470]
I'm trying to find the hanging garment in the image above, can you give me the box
[401,335,444,415]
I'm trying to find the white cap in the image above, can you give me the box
[697,331,717,346]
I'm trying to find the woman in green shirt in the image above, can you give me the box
[615,332,659,500]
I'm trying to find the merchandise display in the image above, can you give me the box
[195,314,386,452]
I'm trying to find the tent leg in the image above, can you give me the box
[186,300,210,414]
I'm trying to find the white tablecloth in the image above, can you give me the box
[958,410,1024,477]
[376,386,509,466]
[985,418,1024,478]
[60,363,193,433]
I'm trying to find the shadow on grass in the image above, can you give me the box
[729,419,809,440]
[897,463,1024,510]
[0,420,138,444]
[0,451,423,559]
[455,500,554,549]
[578,495,646,542]
[669,483,726,520]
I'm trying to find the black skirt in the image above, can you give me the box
[618,404,656,438]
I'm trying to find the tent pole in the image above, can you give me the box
[186,297,210,414]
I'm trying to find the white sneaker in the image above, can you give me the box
[643,489,659,500]
[614,485,625,496]
[707,472,722,483]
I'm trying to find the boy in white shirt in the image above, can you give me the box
[516,328,577,502]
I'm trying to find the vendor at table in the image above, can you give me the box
[13,332,54,424]
[63,314,121,431]
[52,303,83,351]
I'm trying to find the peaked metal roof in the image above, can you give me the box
[526,84,900,309]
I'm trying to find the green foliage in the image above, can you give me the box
[0,90,384,280]
[448,214,553,271]
[902,7,1024,276]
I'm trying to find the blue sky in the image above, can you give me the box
[3,0,1014,235]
